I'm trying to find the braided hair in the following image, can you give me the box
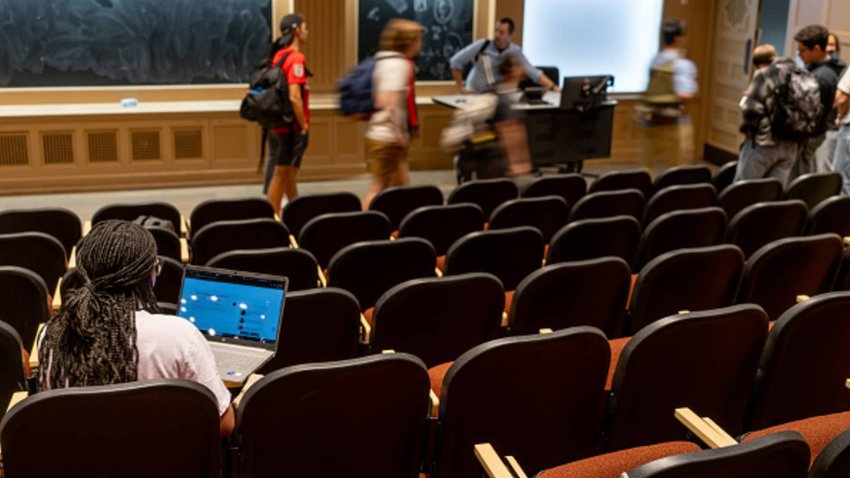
[39,220,160,390]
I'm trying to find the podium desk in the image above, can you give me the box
[433,93,617,170]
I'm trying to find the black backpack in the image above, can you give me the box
[240,51,295,129]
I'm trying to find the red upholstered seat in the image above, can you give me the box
[743,411,850,464]
[536,441,701,478]
[428,362,453,403]
[436,255,446,272]
[607,337,630,390]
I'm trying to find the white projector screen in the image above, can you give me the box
[522,0,665,93]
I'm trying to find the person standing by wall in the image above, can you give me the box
[638,19,698,169]
[449,18,559,94]
[363,19,423,208]
[735,44,802,184]
[790,25,843,179]
[830,68,850,194]
[266,14,310,215]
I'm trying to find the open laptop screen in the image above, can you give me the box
[177,266,286,347]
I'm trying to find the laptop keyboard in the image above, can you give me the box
[212,347,265,371]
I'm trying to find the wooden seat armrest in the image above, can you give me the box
[274,212,281,222]
[318,266,327,288]
[435,267,443,277]
[29,323,45,370]
[474,443,519,478]
[360,314,371,344]
[501,311,509,327]
[429,389,440,417]
[68,245,77,269]
[505,456,528,478]
[180,238,190,264]
[180,215,189,238]
[843,236,850,247]
[796,295,810,303]
[674,407,738,449]
[232,373,264,406]
[52,278,63,313]
[845,378,850,390]
[82,220,92,236]
[289,235,299,248]
[539,328,553,334]
[6,391,28,414]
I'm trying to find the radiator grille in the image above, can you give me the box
[174,129,203,159]
[43,132,74,164]
[0,133,28,166]
[87,131,119,163]
[131,130,161,161]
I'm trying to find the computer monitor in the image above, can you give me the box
[560,75,615,111]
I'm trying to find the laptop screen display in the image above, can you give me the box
[177,267,285,345]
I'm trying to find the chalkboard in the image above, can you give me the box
[358,0,474,81]
[0,0,272,88]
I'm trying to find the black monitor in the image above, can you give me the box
[560,75,615,111]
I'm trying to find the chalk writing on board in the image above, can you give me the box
[0,0,272,87]
[358,0,473,81]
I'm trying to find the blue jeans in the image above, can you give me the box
[831,124,850,195]
[735,139,799,186]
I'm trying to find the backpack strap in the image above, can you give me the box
[474,40,491,63]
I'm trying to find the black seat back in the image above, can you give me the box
[489,196,570,243]
[510,258,631,338]
[606,305,768,451]
[236,355,430,478]
[651,164,712,195]
[372,273,504,367]
[190,218,290,265]
[258,288,360,373]
[0,320,26,418]
[0,380,221,478]
[369,185,444,231]
[189,197,274,238]
[0,208,81,257]
[282,192,362,239]
[298,211,391,269]
[569,189,646,222]
[0,232,67,290]
[633,207,727,271]
[207,247,319,291]
[447,178,519,219]
[806,196,850,237]
[628,245,745,335]
[327,238,436,311]
[643,183,717,225]
[589,169,652,198]
[725,200,808,258]
[146,226,181,262]
[784,172,842,209]
[737,234,843,321]
[547,215,641,266]
[522,173,587,207]
[0,267,48,354]
[444,226,544,290]
[92,202,181,231]
[717,178,783,221]
[809,426,850,478]
[435,327,610,477]
[713,161,738,193]
[398,204,484,256]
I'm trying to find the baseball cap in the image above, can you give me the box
[279,14,304,45]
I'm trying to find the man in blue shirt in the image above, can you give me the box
[449,18,559,94]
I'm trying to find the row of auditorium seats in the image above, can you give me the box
[1,292,849,477]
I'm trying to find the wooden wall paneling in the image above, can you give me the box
[496,0,525,44]
[294,0,347,94]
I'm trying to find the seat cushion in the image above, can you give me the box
[537,441,701,478]
[743,410,850,463]
[428,362,453,415]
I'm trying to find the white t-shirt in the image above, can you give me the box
[366,52,410,143]
[41,310,231,415]
[838,69,850,124]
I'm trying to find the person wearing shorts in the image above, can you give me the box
[364,19,423,208]
[267,13,310,215]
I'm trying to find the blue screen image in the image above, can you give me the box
[178,277,284,343]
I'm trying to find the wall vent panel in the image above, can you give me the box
[131,130,161,161]
[174,129,203,159]
[0,133,29,166]
[87,131,119,163]
[42,132,74,164]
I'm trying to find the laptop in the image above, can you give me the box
[177,265,288,384]
[520,86,549,105]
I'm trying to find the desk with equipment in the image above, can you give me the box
[433,76,617,172]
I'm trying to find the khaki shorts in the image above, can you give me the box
[367,139,408,180]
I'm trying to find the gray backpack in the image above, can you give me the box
[771,65,823,141]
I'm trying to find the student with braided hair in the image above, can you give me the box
[38,220,234,436]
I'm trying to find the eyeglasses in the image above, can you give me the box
[155,258,163,276]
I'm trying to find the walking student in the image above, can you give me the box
[267,14,311,215]
[364,19,423,208]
